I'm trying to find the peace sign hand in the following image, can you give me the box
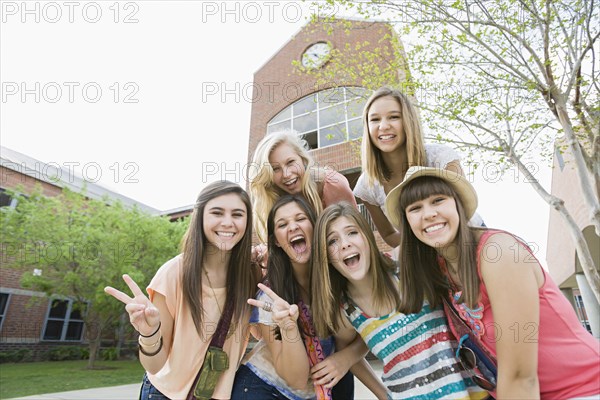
[104,274,160,337]
[248,283,299,333]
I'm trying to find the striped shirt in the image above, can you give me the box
[343,300,488,400]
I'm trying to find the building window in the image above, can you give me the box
[42,298,87,341]
[574,294,592,333]
[267,87,370,149]
[0,188,18,208]
[0,292,10,332]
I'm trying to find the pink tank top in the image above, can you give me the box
[443,230,600,399]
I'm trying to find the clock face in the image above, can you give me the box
[301,42,331,68]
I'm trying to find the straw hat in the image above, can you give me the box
[385,166,478,228]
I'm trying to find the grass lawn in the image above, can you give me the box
[0,360,144,399]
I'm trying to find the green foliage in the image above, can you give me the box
[0,349,33,363]
[47,345,88,361]
[307,0,600,298]
[307,0,599,172]
[0,185,188,366]
[100,347,119,361]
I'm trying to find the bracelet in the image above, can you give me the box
[138,334,161,348]
[139,322,161,338]
[139,336,163,357]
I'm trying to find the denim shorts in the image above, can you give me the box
[139,373,170,400]
[231,364,288,399]
[231,364,354,400]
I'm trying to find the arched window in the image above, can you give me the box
[267,87,370,149]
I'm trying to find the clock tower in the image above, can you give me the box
[247,17,407,252]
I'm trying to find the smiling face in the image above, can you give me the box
[326,216,371,284]
[405,194,460,250]
[269,143,306,195]
[273,202,313,266]
[367,95,405,153]
[203,193,248,252]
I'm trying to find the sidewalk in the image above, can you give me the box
[9,360,384,400]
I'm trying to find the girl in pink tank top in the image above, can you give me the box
[384,166,600,399]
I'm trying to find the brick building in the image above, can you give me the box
[0,146,192,357]
[246,17,407,252]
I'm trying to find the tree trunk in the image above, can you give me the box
[115,312,127,359]
[555,101,600,236]
[87,336,101,369]
[511,154,600,303]
[85,317,103,369]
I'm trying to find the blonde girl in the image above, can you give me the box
[354,87,482,248]
[249,130,357,244]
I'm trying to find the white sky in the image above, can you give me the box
[1,1,552,267]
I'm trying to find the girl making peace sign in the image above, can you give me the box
[105,181,260,400]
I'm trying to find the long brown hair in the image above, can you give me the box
[265,195,317,337]
[181,181,259,335]
[361,87,427,186]
[311,202,400,338]
[397,176,481,312]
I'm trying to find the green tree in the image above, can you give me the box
[303,0,600,302]
[0,186,187,368]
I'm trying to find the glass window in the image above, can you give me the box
[267,120,291,134]
[301,131,318,150]
[0,293,9,331]
[320,103,346,127]
[294,94,317,115]
[270,107,291,124]
[266,87,370,149]
[320,123,346,147]
[0,189,18,208]
[347,97,365,120]
[348,118,363,140]
[293,112,318,134]
[48,299,68,319]
[43,298,87,342]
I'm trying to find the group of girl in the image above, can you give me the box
[105,87,600,400]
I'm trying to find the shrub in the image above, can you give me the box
[100,347,118,361]
[47,346,87,361]
[0,349,33,363]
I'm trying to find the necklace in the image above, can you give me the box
[203,267,222,315]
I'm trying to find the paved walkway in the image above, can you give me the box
[9,360,384,400]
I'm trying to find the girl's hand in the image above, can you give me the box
[311,353,349,388]
[104,274,160,336]
[251,243,268,270]
[248,283,299,332]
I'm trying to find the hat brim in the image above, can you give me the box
[385,167,478,229]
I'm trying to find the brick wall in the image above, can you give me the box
[247,18,399,169]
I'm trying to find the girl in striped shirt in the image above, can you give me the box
[311,202,488,400]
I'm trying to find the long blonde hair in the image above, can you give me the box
[249,130,322,242]
[361,87,427,186]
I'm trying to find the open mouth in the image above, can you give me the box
[290,235,307,253]
[284,178,298,186]
[343,253,360,267]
